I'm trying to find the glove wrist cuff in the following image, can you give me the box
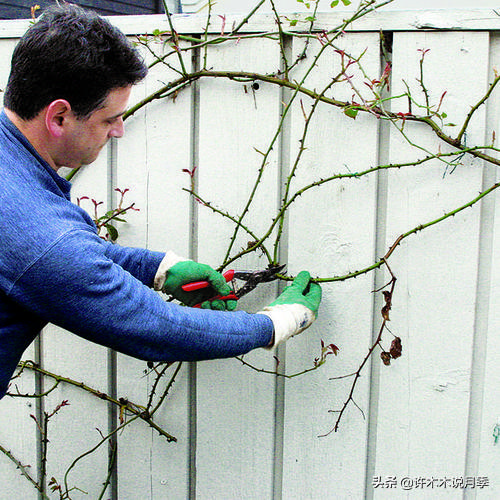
[258,304,315,348]
[154,251,190,291]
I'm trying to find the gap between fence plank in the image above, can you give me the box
[363,32,392,500]
[107,138,119,500]
[272,33,294,500]
[35,333,45,500]
[188,41,201,500]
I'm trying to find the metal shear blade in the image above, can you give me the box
[233,264,286,298]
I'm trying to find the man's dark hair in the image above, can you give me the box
[3,3,148,120]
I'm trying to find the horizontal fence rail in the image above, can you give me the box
[0,8,499,500]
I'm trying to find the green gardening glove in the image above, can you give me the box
[257,271,322,347]
[154,251,237,311]
[269,270,321,312]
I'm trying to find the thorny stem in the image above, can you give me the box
[97,440,117,500]
[202,0,214,70]
[273,55,367,262]
[123,3,394,271]
[417,49,431,111]
[15,361,177,442]
[221,3,373,263]
[141,1,268,72]
[286,0,321,73]
[234,0,267,30]
[231,177,500,433]
[317,178,500,283]
[161,0,187,75]
[320,260,397,437]
[149,362,183,416]
[4,360,182,496]
[237,355,322,379]
[40,412,48,496]
[97,203,136,229]
[269,0,290,80]
[457,74,500,144]
[181,187,273,264]
[219,72,302,265]
[136,33,185,76]
[146,363,172,412]
[8,379,61,399]
[217,148,494,272]
[74,23,500,441]
[63,414,142,496]
[123,68,500,169]
[0,443,49,499]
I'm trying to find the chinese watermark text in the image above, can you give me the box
[372,476,490,491]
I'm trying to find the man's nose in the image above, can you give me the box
[109,117,124,138]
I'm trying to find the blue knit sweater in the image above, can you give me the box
[0,111,272,398]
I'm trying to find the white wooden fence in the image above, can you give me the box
[1,9,500,499]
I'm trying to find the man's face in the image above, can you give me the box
[57,85,131,169]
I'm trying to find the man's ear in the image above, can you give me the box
[45,99,72,138]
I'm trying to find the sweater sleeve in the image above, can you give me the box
[101,240,165,288]
[8,230,273,362]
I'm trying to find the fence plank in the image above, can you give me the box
[473,32,500,500]
[280,32,382,498]
[0,345,37,499]
[41,153,111,497]
[475,169,500,499]
[113,39,193,499]
[372,31,489,498]
[194,36,282,498]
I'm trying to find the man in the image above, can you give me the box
[0,4,321,399]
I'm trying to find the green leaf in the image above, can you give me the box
[289,19,298,26]
[331,0,351,6]
[343,107,358,119]
[105,224,119,241]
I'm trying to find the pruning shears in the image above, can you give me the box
[181,264,286,308]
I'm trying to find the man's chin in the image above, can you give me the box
[80,153,101,167]
[59,159,97,170]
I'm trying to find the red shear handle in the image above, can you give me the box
[181,269,235,292]
[192,291,239,308]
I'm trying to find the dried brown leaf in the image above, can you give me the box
[390,337,402,359]
[381,304,391,321]
[381,351,391,366]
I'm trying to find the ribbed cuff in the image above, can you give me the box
[257,304,315,348]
